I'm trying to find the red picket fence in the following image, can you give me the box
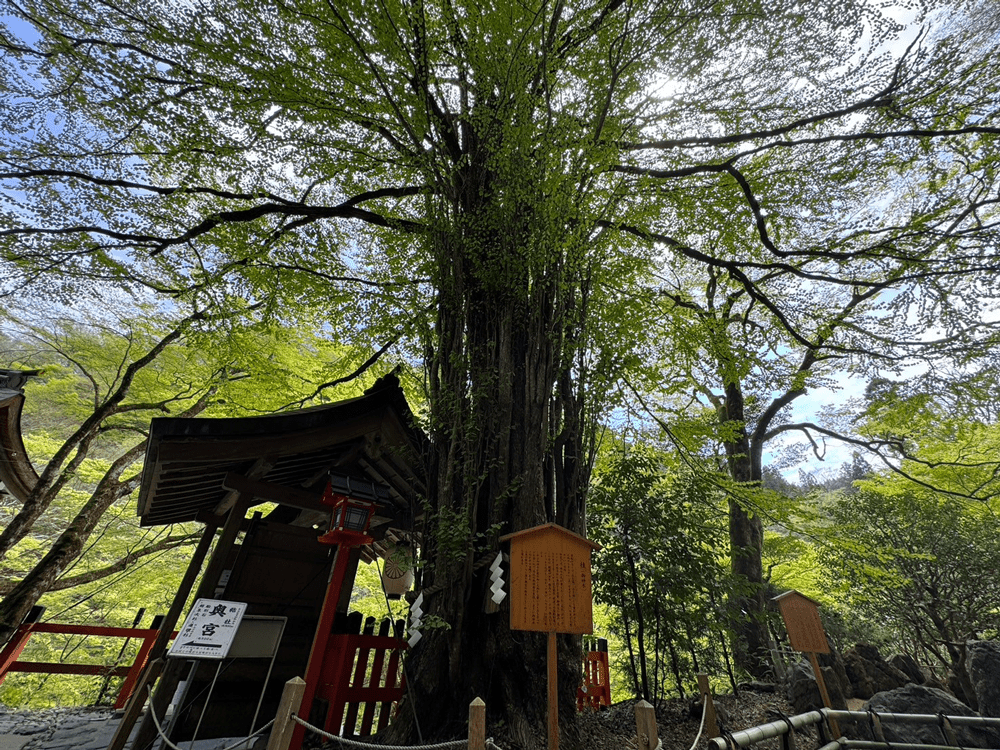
[0,607,171,709]
[577,636,611,711]
[316,613,406,737]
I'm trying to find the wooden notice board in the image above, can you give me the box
[500,524,600,634]
[773,590,830,654]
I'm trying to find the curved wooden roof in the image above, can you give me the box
[0,370,41,503]
[137,374,427,540]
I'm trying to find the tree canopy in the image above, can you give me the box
[3,0,1000,739]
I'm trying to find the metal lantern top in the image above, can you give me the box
[317,481,375,546]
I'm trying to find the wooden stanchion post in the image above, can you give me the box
[547,632,558,750]
[267,677,307,750]
[696,673,719,739]
[807,651,840,739]
[634,700,658,750]
[469,697,486,750]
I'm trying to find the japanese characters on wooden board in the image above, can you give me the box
[773,589,830,654]
[500,524,601,634]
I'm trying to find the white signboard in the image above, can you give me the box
[169,598,247,660]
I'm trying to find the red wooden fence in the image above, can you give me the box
[316,613,406,737]
[0,607,172,709]
[577,636,611,711]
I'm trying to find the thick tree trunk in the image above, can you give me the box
[721,383,771,679]
[727,497,769,677]
[385,194,593,746]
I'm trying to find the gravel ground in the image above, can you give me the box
[0,706,123,750]
[0,686,798,750]
[575,686,802,750]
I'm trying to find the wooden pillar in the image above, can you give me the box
[468,697,486,750]
[266,677,307,750]
[107,521,218,750]
[547,632,558,750]
[634,700,658,750]
[130,501,249,750]
[807,651,840,739]
[697,673,719,739]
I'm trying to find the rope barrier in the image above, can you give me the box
[686,699,707,750]
[290,714,469,750]
[144,685,275,750]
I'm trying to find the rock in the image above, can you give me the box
[968,640,1000,717]
[843,644,909,699]
[889,653,925,685]
[948,669,979,709]
[785,659,848,714]
[787,660,820,714]
[818,648,853,701]
[858,685,1000,747]
[737,681,776,693]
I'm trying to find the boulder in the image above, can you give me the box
[843,644,909,699]
[818,647,854,700]
[968,640,1000,718]
[889,653,925,685]
[786,659,849,714]
[736,681,776,693]
[948,669,979,710]
[857,685,1000,747]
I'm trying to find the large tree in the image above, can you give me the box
[2,0,999,739]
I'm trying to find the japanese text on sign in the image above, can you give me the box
[168,598,248,659]
[775,591,830,655]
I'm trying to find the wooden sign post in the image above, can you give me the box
[501,524,601,750]
[773,590,840,738]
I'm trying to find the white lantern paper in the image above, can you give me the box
[381,543,414,600]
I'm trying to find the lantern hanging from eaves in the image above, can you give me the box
[380,542,414,600]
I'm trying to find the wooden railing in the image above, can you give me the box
[0,606,172,709]
[316,613,406,737]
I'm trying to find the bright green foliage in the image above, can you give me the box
[589,446,737,701]
[0,542,194,707]
[350,561,409,623]
[0,307,396,707]
[820,486,1000,677]
[857,377,1000,501]
[2,0,1000,728]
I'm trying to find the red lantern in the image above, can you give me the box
[317,482,375,546]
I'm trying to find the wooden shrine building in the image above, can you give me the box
[127,373,426,747]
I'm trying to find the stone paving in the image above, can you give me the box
[0,707,263,750]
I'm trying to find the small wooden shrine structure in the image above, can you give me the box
[123,373,426,747]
